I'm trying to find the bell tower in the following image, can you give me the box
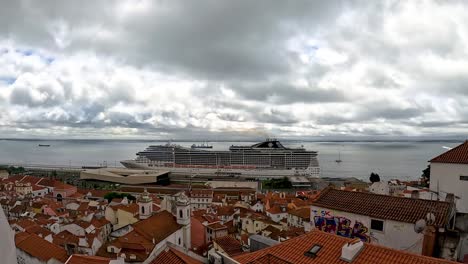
[176,192,191,248]
[138,188,152,220]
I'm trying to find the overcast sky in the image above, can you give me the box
[1,0,468,140]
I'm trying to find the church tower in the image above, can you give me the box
[138,188,152,220]
[176,192,191,249]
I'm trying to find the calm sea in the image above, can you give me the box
[0,139,461,181]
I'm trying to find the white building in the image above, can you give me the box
[0,208,16,264]
[310,188,453,257]
[429,141,468,214]
[189,189,213,210]
[99,192,192,263]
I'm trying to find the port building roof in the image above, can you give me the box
[430,141,468,164]
[80,168,170,185]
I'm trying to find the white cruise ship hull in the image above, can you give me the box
[120,160,320,178]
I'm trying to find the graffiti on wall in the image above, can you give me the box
[313,216,370,242]
[311,210,331,217]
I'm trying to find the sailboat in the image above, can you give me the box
[335,151,342,163]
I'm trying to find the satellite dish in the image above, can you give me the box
[426,213,436,225]
[414,219,426,233]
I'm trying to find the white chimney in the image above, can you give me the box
[341,239,364,262]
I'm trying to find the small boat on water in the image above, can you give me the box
[335,151,342,163]
[191,142,213,149]
[38,144,51,147]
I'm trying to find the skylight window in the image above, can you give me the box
[304,244,322,258]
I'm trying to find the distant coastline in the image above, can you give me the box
[0,138,465,143]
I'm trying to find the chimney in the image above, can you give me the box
[341,239,364,262]
[422,226,436,257]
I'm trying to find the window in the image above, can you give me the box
[304,244,322,258]
[460,176,468,181]
[370,219,384,232]
[141,206,145,215]
[178,237,181,245]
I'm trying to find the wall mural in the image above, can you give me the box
[313,212,371,242]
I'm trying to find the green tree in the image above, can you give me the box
[421,165,430,187]
[104,192,136,202]
[369,172,380,183]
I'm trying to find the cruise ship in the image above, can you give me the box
[121,139,320,178]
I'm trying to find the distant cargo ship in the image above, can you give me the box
[38,144,50,147]
[121,139,320,178]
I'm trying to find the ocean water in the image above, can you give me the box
[0,139,461,181]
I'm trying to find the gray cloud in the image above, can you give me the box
[1,1,468,139]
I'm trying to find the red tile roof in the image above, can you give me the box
[133,210,182,243]
[151,247,202,264]
[430,141,468,164]
[214,235,244,257]
[288,207,310,220]
[313,188,451,226]
[235,230,457,264]
[207,222,227,230]
[66,254,113,264]
[266,205,287,214]
[16,232,68,263]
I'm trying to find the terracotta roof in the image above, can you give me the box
[235,230,457,264]
[214,235,244,257]
[207,221,227,230]
[66,254,113,264]
[216,205,236,216]
[133,210,181,243]
[15,218,37,230]
[151,247,203,264]
[16,232,68,263]
[430,141,468,164]
[15,231,30,244]
[114,203,139,215]
[313,189,451,226]
[266,205,287,214]
[288,207,310,220]
[53,230,80,246]
[25,225,53,238]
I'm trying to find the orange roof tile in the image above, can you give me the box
[430,141,468,164]
[133,210,181,243]
[235,230,457,264]
[53,230,80,246]
[214,235,244,257]
[151,247,203,264]
[66,254,113,264]
[313,188,451,226]
[288,207,310,220]
[114,203,139,215]
[207,221,227,230]
[266,205,287,215]
[16,233,68,263]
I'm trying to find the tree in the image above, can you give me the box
[104,192,136,202]
[369,172,380,183]
[421,165,430,187]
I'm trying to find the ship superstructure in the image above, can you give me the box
[121,139,320,178]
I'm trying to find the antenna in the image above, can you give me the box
[426,212,436,226]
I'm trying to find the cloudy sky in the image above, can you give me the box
[1,0,468,140]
